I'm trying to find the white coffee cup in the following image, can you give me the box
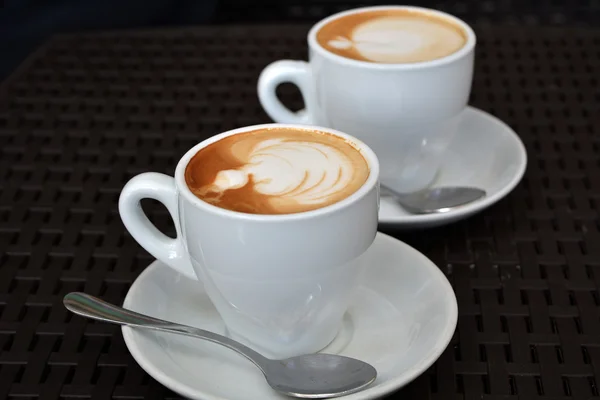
[258,6,475,193]
[118,123,380,358]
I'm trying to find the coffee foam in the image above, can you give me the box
[317,9,467,64]
[185,128,370,215]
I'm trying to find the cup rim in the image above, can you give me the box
[174,123,380,222]
[307,5,476,70]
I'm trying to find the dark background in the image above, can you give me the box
[1,0,599,82]
[214,0,599,24]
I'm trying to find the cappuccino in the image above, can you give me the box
[185,127,370,214]
[316,8,467,64]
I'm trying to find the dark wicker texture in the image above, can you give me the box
[1,25,600,399]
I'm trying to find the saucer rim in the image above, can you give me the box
[379,106,527,224]
[122,232,458,400]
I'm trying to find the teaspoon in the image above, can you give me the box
[380,183,486,214]
[63,292,377,399]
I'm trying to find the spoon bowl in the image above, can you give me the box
[63,292,376,399]
[380,184,486,214]
[266,353,377,398]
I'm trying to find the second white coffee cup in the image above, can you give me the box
[258,6,476,193]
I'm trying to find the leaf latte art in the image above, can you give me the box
[211,139,357,204]
[317,9,467,64]
[185,128,370,215]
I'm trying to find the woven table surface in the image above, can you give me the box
[1,24,600,399]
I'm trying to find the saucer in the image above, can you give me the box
[122,232,458,399]
[379,106,527,227]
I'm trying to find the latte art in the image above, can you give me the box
[210,139,356,206]
[317,9,467,64]
[185,128,370,215]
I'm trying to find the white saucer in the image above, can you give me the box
[122,232,458,400]
[379,106,527,228]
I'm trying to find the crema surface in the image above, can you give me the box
[317,9,467,64]
[185,127,370,214]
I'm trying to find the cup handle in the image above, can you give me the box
[118,172,197,280]
[257,60,314,124]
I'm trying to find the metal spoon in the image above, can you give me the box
[63,292,377,399]
[380,183,486,214]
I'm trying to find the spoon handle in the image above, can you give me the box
[63,292,269,368]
